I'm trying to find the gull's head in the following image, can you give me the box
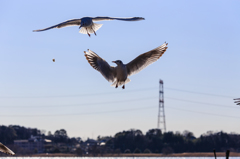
[112,60,123,66]
[80,21,86,28]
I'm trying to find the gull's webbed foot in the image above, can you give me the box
[115,84,118,88]
[122,85,125,89]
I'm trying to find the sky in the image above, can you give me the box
[0,0,240,140]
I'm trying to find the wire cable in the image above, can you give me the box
[165,87,235,98]
[2,96,157,108]
[0,106,156,117]
[167,106,240,119]
[0,87,156,99]
[0,86,236,99]
[2,96,238,109]
[0,104,239,118]
[165,97,239,109]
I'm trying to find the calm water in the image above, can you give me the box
[1,157,240,159]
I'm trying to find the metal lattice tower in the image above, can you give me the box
[157,79,166,132]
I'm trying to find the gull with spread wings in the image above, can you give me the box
[84,42,168,89]
[234,98,240,105]
[0,142,15,155]
[33,16,144,37]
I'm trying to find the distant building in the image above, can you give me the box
[80,138,98,154]
[85,139,98,146]
[43,139,53,153]
[14,135,45,153]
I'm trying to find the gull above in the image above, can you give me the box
[84,42,168,89]
[0,142,15,155]
[234,98,240,105]
[33,16,144,37]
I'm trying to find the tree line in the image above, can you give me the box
[0,125,240,155]
[107,129,240,154]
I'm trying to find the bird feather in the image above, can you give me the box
[33,19,81,32]
[92,16,144,22]
[126,42,168,76]
[0,142,15,155]
[84,50,116,82]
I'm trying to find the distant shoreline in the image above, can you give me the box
[21,152,240,157]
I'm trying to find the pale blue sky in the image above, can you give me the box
[0,0,239,139]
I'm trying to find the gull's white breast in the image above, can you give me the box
[115,65,128,81]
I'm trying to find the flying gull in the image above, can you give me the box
[0,142,15,155]
[234,98,240,105]
[84,42,168,89]
[33,16,144,37]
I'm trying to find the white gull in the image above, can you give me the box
[84,42,168,89]
[33,16,144,37]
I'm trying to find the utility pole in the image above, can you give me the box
[157,79,166,132]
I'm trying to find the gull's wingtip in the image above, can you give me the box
[136,17,145,20]
[163,41,168,46]
[33,29,39,32]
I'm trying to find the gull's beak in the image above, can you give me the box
[112,61,116,63]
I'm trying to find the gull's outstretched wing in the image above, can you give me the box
[0,142,15,155]
[126,42,168,76]
[92,16,144,22]
[234,98,240,105]
[33,19,82,32]
[84,50,116,82]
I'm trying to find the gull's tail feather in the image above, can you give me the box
[92,23,103,32]
[79,27,88,34]
[125,78,131,84]
[79,23,103,34]
[111,80,118,87]
[111,78,131,87]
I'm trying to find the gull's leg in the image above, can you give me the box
[92,27,97,36]
[122,85,125,89]
[86,28,90,37]
[115,82,118,88]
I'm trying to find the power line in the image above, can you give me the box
[167,106,240,119]
[0,86,235,99]
[0,106,157,117]
[165,97,239,109]
[2,96,157,108]
[165,87,234,98]
[1,105,239,119]
[0,87,156,99]
[2,96,238,109]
